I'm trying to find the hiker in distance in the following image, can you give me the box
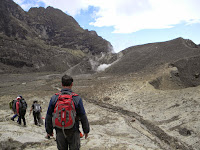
[45,74,90,150]
[16,96,27,126]
[30,100,42,126]
[10,97,18,121]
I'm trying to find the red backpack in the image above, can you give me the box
[53,91,78,129]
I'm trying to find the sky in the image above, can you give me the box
[14,0,200,53]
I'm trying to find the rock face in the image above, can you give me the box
[28,7,112,54]
[172,56,200,87]
[0,0,113,73]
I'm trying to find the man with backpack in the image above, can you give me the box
[16,96,27,126]
[10,97,18,121]
[45,74,90,150]
[30,100,42,126]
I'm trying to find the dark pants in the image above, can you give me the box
[56,129,80,150]
[11,114,18,120]
[33,112,40,125]
[18,114,26,125]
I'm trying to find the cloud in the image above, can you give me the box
[89,0,200,33]
[14,0,200,33]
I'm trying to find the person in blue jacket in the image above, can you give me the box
[45,74,90,150]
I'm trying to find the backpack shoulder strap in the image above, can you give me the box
[56,91,78,96]
[55,92,61,96]
[71,92,79,97]
[70,92,80,106]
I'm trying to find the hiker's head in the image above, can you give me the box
[33,100,38,103]
[17,96,21,101]
[62,75,73,88]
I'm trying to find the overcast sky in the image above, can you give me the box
[14,0,200,53]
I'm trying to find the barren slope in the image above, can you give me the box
[105,38,200,76]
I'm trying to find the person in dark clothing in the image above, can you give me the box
[30,100,42,126]
[45,74,90,150]
[16,96,27,126]
[11,98,18,121]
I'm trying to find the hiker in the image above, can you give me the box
[45,74,90,150]
[16,96,27,126]
[10,97,18,121]
[30,100,42,126]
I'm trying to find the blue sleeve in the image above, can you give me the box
[46,95,57,116]
[76,98,86,117]
[75,97,90,133]
[45,95,58,134]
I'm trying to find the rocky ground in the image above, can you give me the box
[0,71,200,150]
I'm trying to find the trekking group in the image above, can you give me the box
[10,96,42,126]
[10,74,90,150]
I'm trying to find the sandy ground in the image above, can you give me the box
[0,72,200,150]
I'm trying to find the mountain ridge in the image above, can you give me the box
[0,0,113,73]
[105,37,200,74]
[102,37,200,88]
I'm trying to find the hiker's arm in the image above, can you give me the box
[77,98,90,134]
[45,114,53,135]
[45,95,57,135]
[80,114,90,134]
[29,107,33,115]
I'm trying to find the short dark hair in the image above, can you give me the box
[62,75,73,86]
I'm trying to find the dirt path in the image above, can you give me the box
[86,99,193,150]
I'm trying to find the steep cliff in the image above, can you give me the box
[0,0,113,73]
